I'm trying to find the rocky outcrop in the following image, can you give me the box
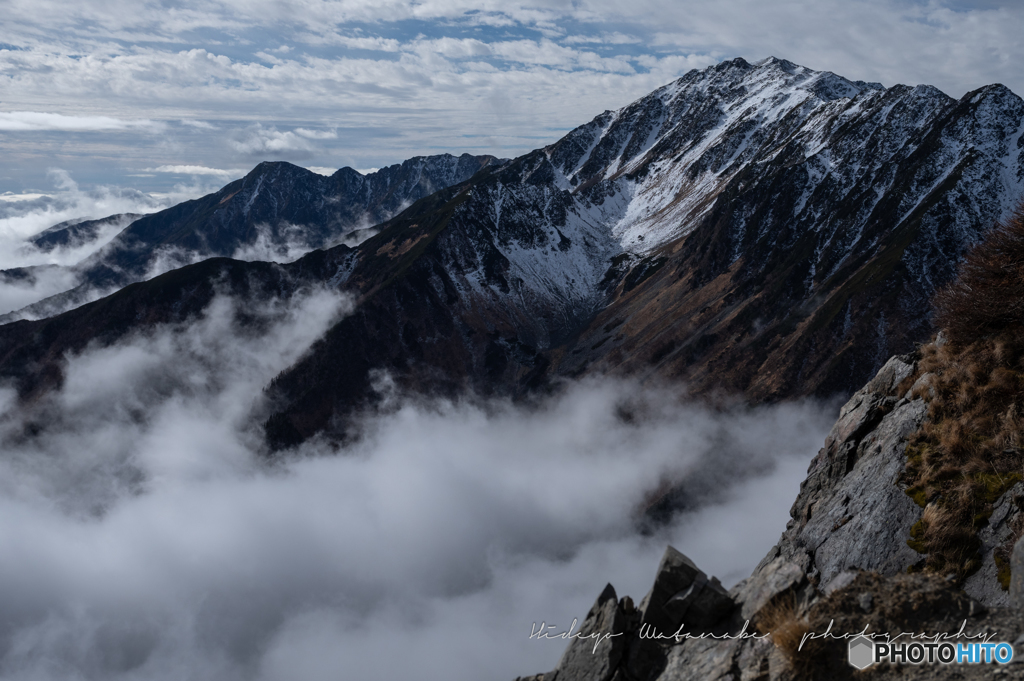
[966,482,1024,607]
[638,547,734,637]
[521,355,1024,679]
[769,354,926,587]
[546,584,635,681]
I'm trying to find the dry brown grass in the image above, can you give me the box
[893,204,1024,579]
[897,203,1024,579]
[756,594,817,677]
[902,330,1024,580]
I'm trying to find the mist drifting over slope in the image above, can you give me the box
[0,287,833,681]
[0,173,221,316]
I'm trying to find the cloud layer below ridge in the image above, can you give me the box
[0,285,835,681]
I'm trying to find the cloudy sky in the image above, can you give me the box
[1,0,1023,199]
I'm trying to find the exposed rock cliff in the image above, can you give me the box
[521,355,1024,679]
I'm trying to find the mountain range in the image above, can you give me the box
[1,56,1023,449]
[0,153,497,322]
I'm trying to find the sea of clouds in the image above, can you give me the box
[0,283,834,680]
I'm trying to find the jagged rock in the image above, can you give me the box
[551,583,636,681]
[638,546,734,637]
[964,481,1024,607]
[623,547,735,681]
[541,549,737,681]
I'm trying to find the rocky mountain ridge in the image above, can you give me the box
[0,153,498,322]
[260,56,1024,443]
[2,57,1024,448]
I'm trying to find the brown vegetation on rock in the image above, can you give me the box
[899,204,1024,582]
[755,593,816,676]
[933,204,1024,343]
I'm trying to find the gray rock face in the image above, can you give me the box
[799,397,926,584]
[748,354,927,593]
[964,482,1024,607]
[1011,534,1024,610]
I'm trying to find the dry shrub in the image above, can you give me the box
[934,204,1024,343]
[995,404,1024,451]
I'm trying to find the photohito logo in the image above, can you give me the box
[848,636,874,670]
[848,635,1014,668]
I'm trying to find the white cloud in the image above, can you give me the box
[406,36,636,73]
[304,166,337,175]
[0,265,81,316]
[335,35,402,52]
[0,110,163,132]
[294,127,337,140]
[179,119,218,129]
[231,222,313,263]
[148,164,245,177]
[563,32,642,45]
[0,170,216,315]
[0,192,49,202]
[229,125,316,159]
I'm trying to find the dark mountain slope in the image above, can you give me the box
[2,153,499,322]
[29,213,142,252]
[0,258,307,403]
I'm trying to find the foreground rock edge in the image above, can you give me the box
[517,354,1024,680]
